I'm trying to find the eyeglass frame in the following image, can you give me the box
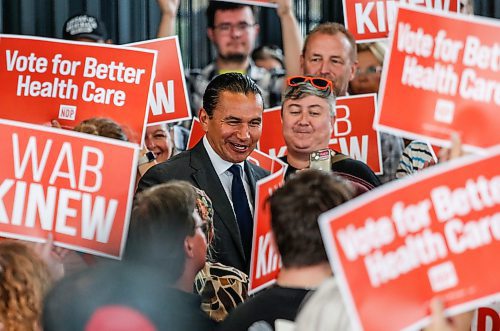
[355,65,382,76]
[212,22,257,35]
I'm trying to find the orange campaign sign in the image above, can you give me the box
[128,37,191,125]
[376,6,500,152]
[343,0,459,42]
[214,0,278,8]
[259,95,383,174]
[0,119,138,259]
[187,117,205,150]
[319,147,500,331]
[0,35,157,145]
[258,107,287,158]
[248,157,287,294]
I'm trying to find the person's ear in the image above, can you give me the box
[207,28,215,42]
[349,60,359,81]
[184,237,195,258]
[199,108,210,133]
[253,23,260,36]
[329,112,335,133]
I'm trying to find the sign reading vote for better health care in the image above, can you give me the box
[319,148,500,331]
[376,6,500,151]
[0,35,157,145]
[0,119,138,259]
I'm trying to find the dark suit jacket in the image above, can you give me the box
[136,140,269,273]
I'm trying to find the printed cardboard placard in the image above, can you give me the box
[259,95,383,174]
[258,107,287,159]
[187,117,277,173]
[319,147,500,331]
[0,119,138,259]
[214,0,278,8]
[472,302,500,331]
[128,37,191,125]
[187,117,205,150]
[343,0,459,42]
[248,157,287,294]
[376,6,500,152]
[0,35,157,145]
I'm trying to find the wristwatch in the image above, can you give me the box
[138,151,156,166]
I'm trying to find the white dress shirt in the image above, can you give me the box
[203,137,254,216]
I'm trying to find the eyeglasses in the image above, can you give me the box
[287,76,334,91]
[213,22,255,34]
[355,65,382,76]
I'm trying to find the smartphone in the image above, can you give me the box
[309,148,331,172]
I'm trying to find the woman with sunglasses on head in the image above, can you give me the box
[280,75,381,193]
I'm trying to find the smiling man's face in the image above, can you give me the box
[199,91,263,163]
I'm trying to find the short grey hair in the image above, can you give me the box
[282,82,336,117]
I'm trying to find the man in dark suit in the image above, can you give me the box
[137,73,269,273]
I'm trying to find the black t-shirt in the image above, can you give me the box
[218,286,311,331]
[280,154,381,188]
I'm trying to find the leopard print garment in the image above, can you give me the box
[195,261,249,322]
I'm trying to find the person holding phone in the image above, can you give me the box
[279,75,381,192]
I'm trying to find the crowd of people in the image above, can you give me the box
[0,0,491,330]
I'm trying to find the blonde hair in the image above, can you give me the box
[0,241,52,331]
[356,42,387,64]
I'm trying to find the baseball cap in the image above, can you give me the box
[63,14,108,42]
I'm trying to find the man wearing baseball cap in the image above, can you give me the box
[62,13,111,43]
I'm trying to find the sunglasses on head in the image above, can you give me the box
[287,76,334,91]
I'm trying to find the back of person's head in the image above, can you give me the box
[269,170,354,268]
[252,44,284,70]
[43,263,173,331]
[62,13,108,42]
[283,77,336,116]
[203,72,263,118]
[126,181,198,283]
[0,241,52,331]
[303,22,357,62]
[206,1,256,28]
[74,117,128,141]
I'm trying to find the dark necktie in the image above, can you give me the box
[228,164,253,263]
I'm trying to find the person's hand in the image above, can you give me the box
[157,0,180,17]
[273,0,293,18]
[438,133,464,162]
[139,147,150,158]
[31,234,66,281]
[50,119,62,128]
[424,298,474,331]
[422,159,437,170]
[137,147,158,177]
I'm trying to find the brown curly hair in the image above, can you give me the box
[73,117,128,141]
[0,241,52,331]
